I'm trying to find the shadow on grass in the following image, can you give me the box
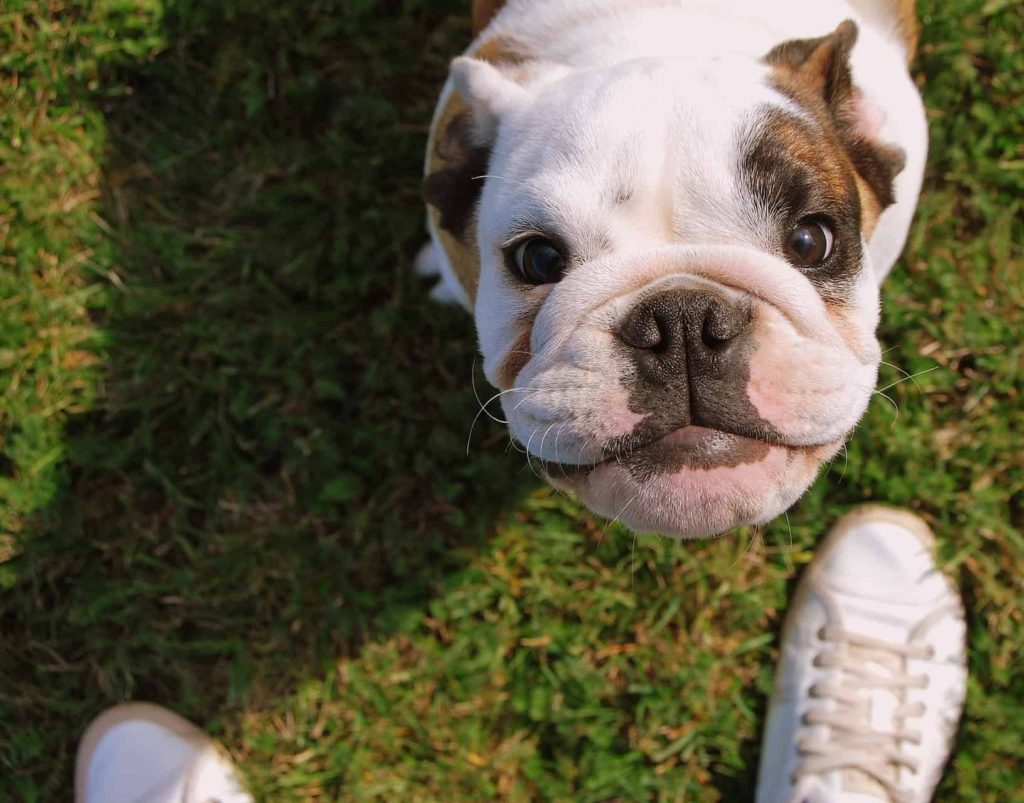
[2,1,537,794]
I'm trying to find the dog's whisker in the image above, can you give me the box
[528,454,548,483]
[473,388,517,423]
[576,437,590,467]
[472,173,529,188]
[877,363,938,394]
[838,442,850,482]
[467,358,512,440]
[872,389,900,424]
[509,389,549,414]
[466,386,541,456]
[605,491,640,537]
[824,439,846,483]
[538,421,558,460]
[734,525,763,566]
[594,473,631,549]
[572,435,597,478]
[553,424,569,480]
[507,432,529,456]
[522,429,548,482]
[469,354,489,416]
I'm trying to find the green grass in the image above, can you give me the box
[0,0,1021,799]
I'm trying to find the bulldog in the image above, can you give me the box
[419,0,927,539]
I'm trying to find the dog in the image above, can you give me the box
[419,0,926,539]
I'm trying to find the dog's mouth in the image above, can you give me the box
[529,420,846,538]
[541,424,796,481]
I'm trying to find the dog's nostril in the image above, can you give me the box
[701,302,752,350]
[619,309,665,351]
[701,316,728,349]
[701,315,737,349]
[618,290,751,359]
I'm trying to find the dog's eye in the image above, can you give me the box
[786,218,835,267]
[513,238,567,285]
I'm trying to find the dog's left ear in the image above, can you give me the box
[765,20,906,209]
[450,57,529,144]
[422,57,526,244]
[422,56,527,302]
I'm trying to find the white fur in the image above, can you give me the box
[424,0,926,538]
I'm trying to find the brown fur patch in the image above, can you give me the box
[424,93,484,301]
[755,109,853,193]
[422,114,489,243]
[472,0,506,36]
[854,173,882,238]
[897,0,920,62]
[740,107,865,301]
[764,22,906,233]
[849,0,920,63]
[473,33,525,65]
[496,330,533,389]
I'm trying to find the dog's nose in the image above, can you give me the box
[616,289,753,384]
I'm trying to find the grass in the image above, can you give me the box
[0,0,1021,800]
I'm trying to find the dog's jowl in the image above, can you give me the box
[421,0,926,538]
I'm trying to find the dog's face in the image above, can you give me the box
[433,23,906,538]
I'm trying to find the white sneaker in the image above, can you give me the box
[75,702,254,803]
[755,506,967,803]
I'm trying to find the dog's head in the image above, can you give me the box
[426,22,906,538]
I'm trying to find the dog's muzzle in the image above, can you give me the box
[603,285,781,458]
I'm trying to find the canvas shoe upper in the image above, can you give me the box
[755,506,967,803]
[75,702,253,803]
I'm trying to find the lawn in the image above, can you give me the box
[0,0,1021,800]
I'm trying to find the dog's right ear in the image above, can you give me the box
[764,21,905,210]
[450,57,528,144]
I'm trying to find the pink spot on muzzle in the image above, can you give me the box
[746,345,802,434]
[597,383,647,439]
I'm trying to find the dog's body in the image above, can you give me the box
[421,0,927,538]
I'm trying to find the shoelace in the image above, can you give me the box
[793,624,935,803]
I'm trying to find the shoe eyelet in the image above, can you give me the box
[816,626,827,641]
[808,684,820,698]
[812,654,825,668]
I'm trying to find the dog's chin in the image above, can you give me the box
[546,426,843,539]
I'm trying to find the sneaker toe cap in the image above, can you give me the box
[816,510,951,604]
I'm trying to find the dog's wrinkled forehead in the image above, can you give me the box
[427,21,904,309]
[483,58,797,249]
